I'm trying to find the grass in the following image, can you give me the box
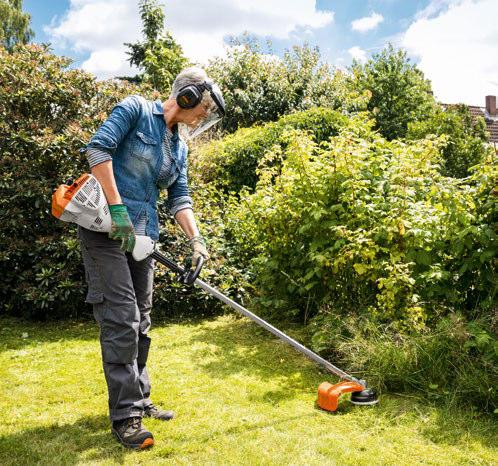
[0,314,496,465]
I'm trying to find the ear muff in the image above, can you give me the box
[176,84,203,109]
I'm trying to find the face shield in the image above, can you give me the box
[181,82,225,140]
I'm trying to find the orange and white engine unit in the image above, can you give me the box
[51,173,112,232]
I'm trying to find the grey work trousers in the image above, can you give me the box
[78,226,154,421]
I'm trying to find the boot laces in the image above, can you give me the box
[146,403,158,414]
[128,416,141,430]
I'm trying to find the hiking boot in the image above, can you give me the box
[144,403,175,421]
[111,416,154,449]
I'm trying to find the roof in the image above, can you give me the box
[440,103,498,146]
[460,105,498,145]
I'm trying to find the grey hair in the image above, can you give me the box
[170,66,210,99]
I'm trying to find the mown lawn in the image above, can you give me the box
[0,314,496,465]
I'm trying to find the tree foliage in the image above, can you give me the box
[408,104,490,178]
[0,0,33,50]
[124,0,188,92]
[349,44,436,140]
[207,37,369,133]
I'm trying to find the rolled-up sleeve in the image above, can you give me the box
[86,147,112,168]
[166,162,193,217]
[84,95,143,166]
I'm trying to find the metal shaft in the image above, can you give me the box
[195,278,356,382]
[152,249,357,382]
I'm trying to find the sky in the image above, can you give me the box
[23,0,498,106]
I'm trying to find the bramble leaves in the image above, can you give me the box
[226,118,497,332]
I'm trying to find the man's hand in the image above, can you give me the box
[190,235,209,267]
[108,204,136,252]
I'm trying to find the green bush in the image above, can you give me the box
[228,118,496,326]
[0,44,242,319]
[0,44,120,318]
[192,107,348,193]
[153,183,252,318]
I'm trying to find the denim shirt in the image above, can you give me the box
[85,95,191,240]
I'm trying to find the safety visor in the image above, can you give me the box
[185,82,225,140]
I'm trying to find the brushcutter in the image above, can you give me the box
[52,173,379,411]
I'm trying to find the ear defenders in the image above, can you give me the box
[176,83,205,109]
[176,81,225,115]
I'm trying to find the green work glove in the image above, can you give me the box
[108,204,136,253]
[190,235,209,267]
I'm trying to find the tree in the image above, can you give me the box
[0,0,34,50]
[407,104,490,178]
[349,44,436,140]
[124,0,188,93]
[207,36,369,133]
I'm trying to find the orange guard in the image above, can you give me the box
[317,380,365,412]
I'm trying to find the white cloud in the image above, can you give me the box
[413,0,455,20]
[402,0,498,105]
[82,48,136,77]
[351,12,384,33]
[46,0,334,79]
[45,0,141,78]
[348,46,367,63]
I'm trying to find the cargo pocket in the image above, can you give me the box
[100,301,140,364]
[137,335,151,367]
[82,268,103,304]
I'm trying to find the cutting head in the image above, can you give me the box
[317,380,379,412]
[350,387,379,406]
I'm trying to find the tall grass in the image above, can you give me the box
[310,313,497,412]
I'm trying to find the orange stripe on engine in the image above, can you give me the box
[51,173,90,218]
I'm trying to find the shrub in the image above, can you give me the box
[0,44,124,318]
[225,117,496,410]
[153,183,252,318]
[192,107,348,194]
[227,118,496,327]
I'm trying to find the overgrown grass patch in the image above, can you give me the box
[0,315,496,465]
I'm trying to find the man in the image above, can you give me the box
[78,67,225,449]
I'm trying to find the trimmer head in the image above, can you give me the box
[317,380,379,412]
[350,387,379,406]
